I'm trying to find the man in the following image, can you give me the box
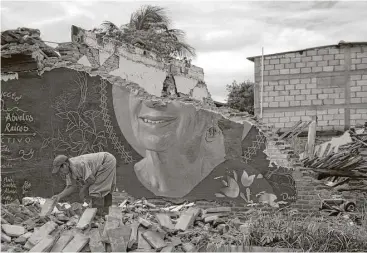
[51,152,117,214]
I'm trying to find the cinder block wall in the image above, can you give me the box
[251,43,367,132]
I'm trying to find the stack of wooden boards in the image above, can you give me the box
[301,125,367,192]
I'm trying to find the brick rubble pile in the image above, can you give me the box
[1,197,254,252]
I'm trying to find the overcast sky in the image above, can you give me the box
[2,1,367,102]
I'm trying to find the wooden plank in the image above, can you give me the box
[62,233,89,252]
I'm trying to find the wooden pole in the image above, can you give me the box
[260,47,264,119]
[307,119,317,158]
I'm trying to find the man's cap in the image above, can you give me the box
[52,155,68,174]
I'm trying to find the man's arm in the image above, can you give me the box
[57,185,78,201]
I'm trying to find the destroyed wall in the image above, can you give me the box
[1,27,299,211]
[248,42,367,133]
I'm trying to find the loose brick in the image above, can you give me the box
[175,207,201,231]
[40,198,57,217]
[28,221,58,245]
[76,208,97,230]
[137,229,152,250]
[142,231,167,250]
[155,213,174,230]
[101,216,122,242]
[2,224,26,237]
[29,235,56,252]
[51,234,74,252]
[62,233,89,252]
[88,229,105,252]
[107,227,130,252]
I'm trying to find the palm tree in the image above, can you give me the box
[96,5,195,59]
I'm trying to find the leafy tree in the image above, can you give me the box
[226,80,254,115]
[95,5,195,59]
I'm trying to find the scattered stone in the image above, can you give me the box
[62,233,89,252]
[39,198,58,217]
[76,208,97,230]
[2,224,26,237]
[138,217,152,228]
[1,233,12,243]
[155,213,174,230]
[204,207,231,214]
[24,241,34,250]
[50,234,74,252]
[29,235,56,252]
[201,212,229,219]
[175,207,201,231]
[142,230,167,250]
[28,221,58,245]
[56,213,69,222]
[107,227,128,252]
[137,229,152,250]
[160,245,175,252]
[1,217,10,224]
[14,232,32,244]
[182,242,197,252]
[128,221,139,249]
[101,215,121,242]
[108,206,123,219]
[204,215,220,223]
[88,228,106,252]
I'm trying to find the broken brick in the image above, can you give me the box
[128,222,139,249]
[1,217,9,224]
[62,233,89,252]
[76,208,97,230]
[201,212,229,219]
[204,207,231,214]
[182,242,197,252]
[138,217,152,228]
[160,245,175,252]
[101,215,121,242]
[204,215,220,223]
[2,224,26,237]
[142,230,167,250]
[1,233,12,243]
[107,227,128,252]
[29,235,56,252]
[28,221,58,245]
[14,232,32,244]
[137,229,152,250]
[50,234,74,252]
[155,213,174,230]
[175,207,201,231]
[108,206,123,219]
[88,228,105,252]
[24,241,34,250]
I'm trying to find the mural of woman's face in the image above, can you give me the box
[112,85,196,155]
[129,98,191,152]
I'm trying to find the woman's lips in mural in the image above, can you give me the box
[139,115,177,127]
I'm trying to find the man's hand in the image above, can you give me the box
[79,186,89,201]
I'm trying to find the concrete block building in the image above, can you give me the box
[248,41,367,133]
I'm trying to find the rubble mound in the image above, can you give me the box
[1,27,59,57]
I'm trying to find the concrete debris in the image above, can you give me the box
[2,224,26,237]
[1,197,256,252]
[39,199,58,217]
[76,208,97,230]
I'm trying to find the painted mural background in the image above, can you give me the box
[1,67,296,207]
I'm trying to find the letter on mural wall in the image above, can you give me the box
[1,68,297,207]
